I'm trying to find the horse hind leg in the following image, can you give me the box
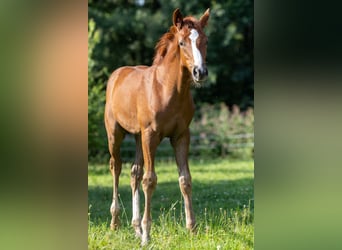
[107,123,125,230]
[130,134,144,238]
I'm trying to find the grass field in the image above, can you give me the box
[88,159,254,249]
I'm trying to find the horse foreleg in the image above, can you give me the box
[109,156,122,230]
[141,129,159,246]
[171,130,196,231]
[179,173,195,231]
[130,135,144,238]
[107,124,125,230]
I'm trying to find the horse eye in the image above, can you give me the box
[179,40,185,47]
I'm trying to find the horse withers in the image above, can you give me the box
[104,8,210,245]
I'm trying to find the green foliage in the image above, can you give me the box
[88,159,254,249]
[88,19,107,158]
[190,103,254,159]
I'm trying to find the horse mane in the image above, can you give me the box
[152,17,196,65]
[152,26,177,65]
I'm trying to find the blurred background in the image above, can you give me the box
[88,0,254,162]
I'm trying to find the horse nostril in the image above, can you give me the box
[193,67,199,78]
[193,66,208,80]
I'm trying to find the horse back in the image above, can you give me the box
[106,65,148,98]
[105,65,150,134]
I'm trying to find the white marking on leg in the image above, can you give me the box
[132,189,140,222]
[189,29,203,68]
[131,181,142,237]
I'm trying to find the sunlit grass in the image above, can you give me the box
[88,159,254,249]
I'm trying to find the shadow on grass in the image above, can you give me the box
[88,176,253,227]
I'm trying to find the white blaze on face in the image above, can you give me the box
[189,29,203,68]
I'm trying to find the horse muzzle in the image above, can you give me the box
[192,65,208,83]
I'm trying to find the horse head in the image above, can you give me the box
[173,8,210,85]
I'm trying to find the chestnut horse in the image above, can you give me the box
[104,8,210,245]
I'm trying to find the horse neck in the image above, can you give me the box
[156,45,192,96]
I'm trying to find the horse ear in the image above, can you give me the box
[199,8,210,28]
[173,8,183,30]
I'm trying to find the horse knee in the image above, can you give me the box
[131,164,143,185]
[142,172,157,191]
[179,176,192,194]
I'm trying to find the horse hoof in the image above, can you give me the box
[141,240,148,247]
[187,223,197,233]
[134,230,142,239]
[141,236,150,246]
[110,223,120,230]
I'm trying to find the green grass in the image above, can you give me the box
[88,159,254,249]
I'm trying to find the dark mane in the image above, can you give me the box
[152,26,177,65]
